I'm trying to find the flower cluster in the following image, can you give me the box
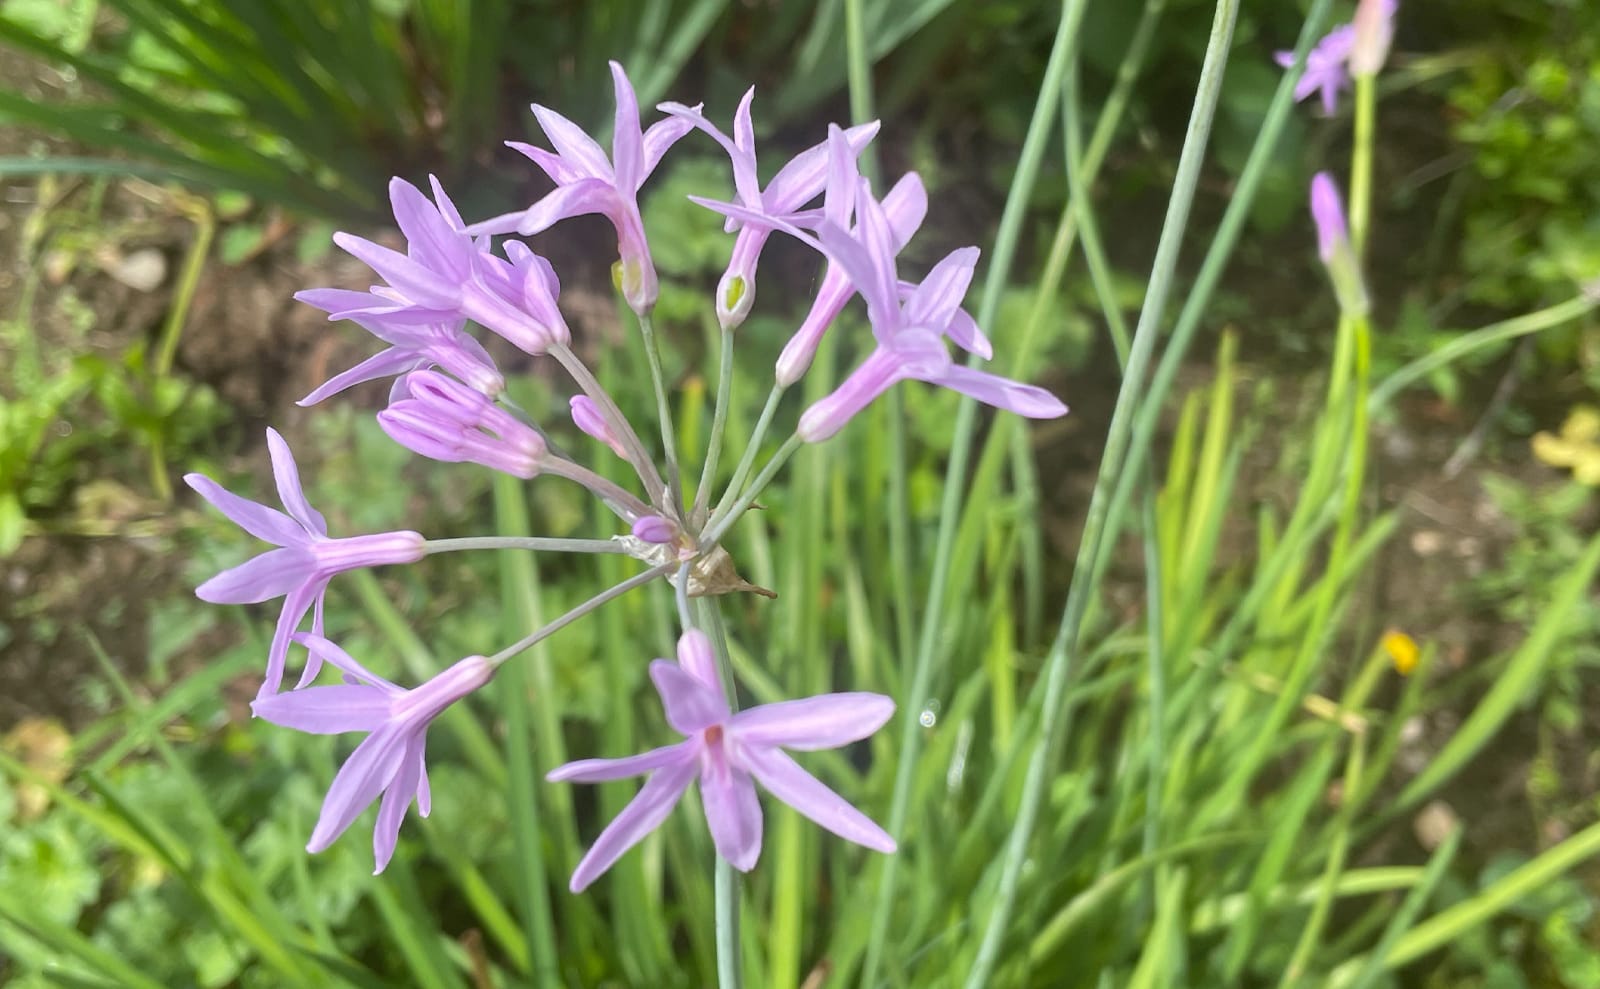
[187,62,1066,882]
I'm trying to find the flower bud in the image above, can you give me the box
[1310,172,1369,316]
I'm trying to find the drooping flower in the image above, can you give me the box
[252,634,494,873]
[380,370,550,477]
[697,169,1065,442]
[186,429,426,698]
[1309,172,1368,316]
[1349,0,1398,78]
[1275,24,1355,116]
[295,315,503,407]
[660,90,880,329]
[300,176,570,357]
[549,630,896,891]
[466,62,697,316]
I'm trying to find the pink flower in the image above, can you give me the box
[252,635,493,873]
[468,62,697,316]
[186,429,425,697]
[549,630,896,891]
[301,177,570,356]
[660,90,879,329]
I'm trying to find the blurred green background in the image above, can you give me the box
[1,0,1599,986]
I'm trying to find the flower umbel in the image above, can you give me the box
[548,630,896,891]
[252,635,494,873]
[186,428,425,698]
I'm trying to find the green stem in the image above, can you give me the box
[695,598,745,989]
[710,384,785,530]
[1349,73,1376,261]
[694,325,737,522]
[1368,293,1599,409]
[858,4,1091,984]
[422,536,625,555]
[637,310,685,513]
[702,434,803,547]
[484,563,673,668]
[550,343,669,507]
[961,3,1241,985]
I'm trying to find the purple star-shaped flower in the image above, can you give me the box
[549,630,896,891]
[468,61,697,316]
[1275,24,1355,116]
[660,89,880,329]
[252,634,493,873]
[299,176,570,357]
[185,429,426,698]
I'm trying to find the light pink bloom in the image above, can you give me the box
[1350,0,1398,77]
[660,90,879,329]
[379,371,549,477]
[252,634,493,873]
[186,429,425,697]
[549,630,896,892]
[468,61,697,316]
[301,177,570,356]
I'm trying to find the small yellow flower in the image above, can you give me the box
[1382,629,1419,676]
[1532,405,1600,486]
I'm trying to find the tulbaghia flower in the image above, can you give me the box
[300,176,570,356]
[296,315,503,407]
[380,370,549,477]
[186,429,426,697]
[1275,25,1354,115]
[660,90,879,329]
[1309,172,1368,316]
[1349,0,1398,77]
[467,62,696,316]
[252,634,494,873]
[549,630,896,891]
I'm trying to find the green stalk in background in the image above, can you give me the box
[856,3,1090,984]
[960,2,1243,983]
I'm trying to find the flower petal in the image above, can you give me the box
[531,103,613,181]
[295,633,401,692]
[731,692,894,751]
[650,660,728,735]
[251,684,392,734]
[609,61,643,193]
[195,547,312,604]
[333,232,462,310]
[298,347,418,406]
[372,733,425,873]
[641,111,699,182]
[184,473,300,546]
[698,761,763,872]
[389,177,469,280]
[265,428,327,536]
[306,723,410,854]
[548,742,694,783]
[567,757,698,892]
[921,364,1068,419]
[741,745,896,853]
[259,582,321,698]
[903,247,979,333]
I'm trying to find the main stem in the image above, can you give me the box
[695,596,745,989]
